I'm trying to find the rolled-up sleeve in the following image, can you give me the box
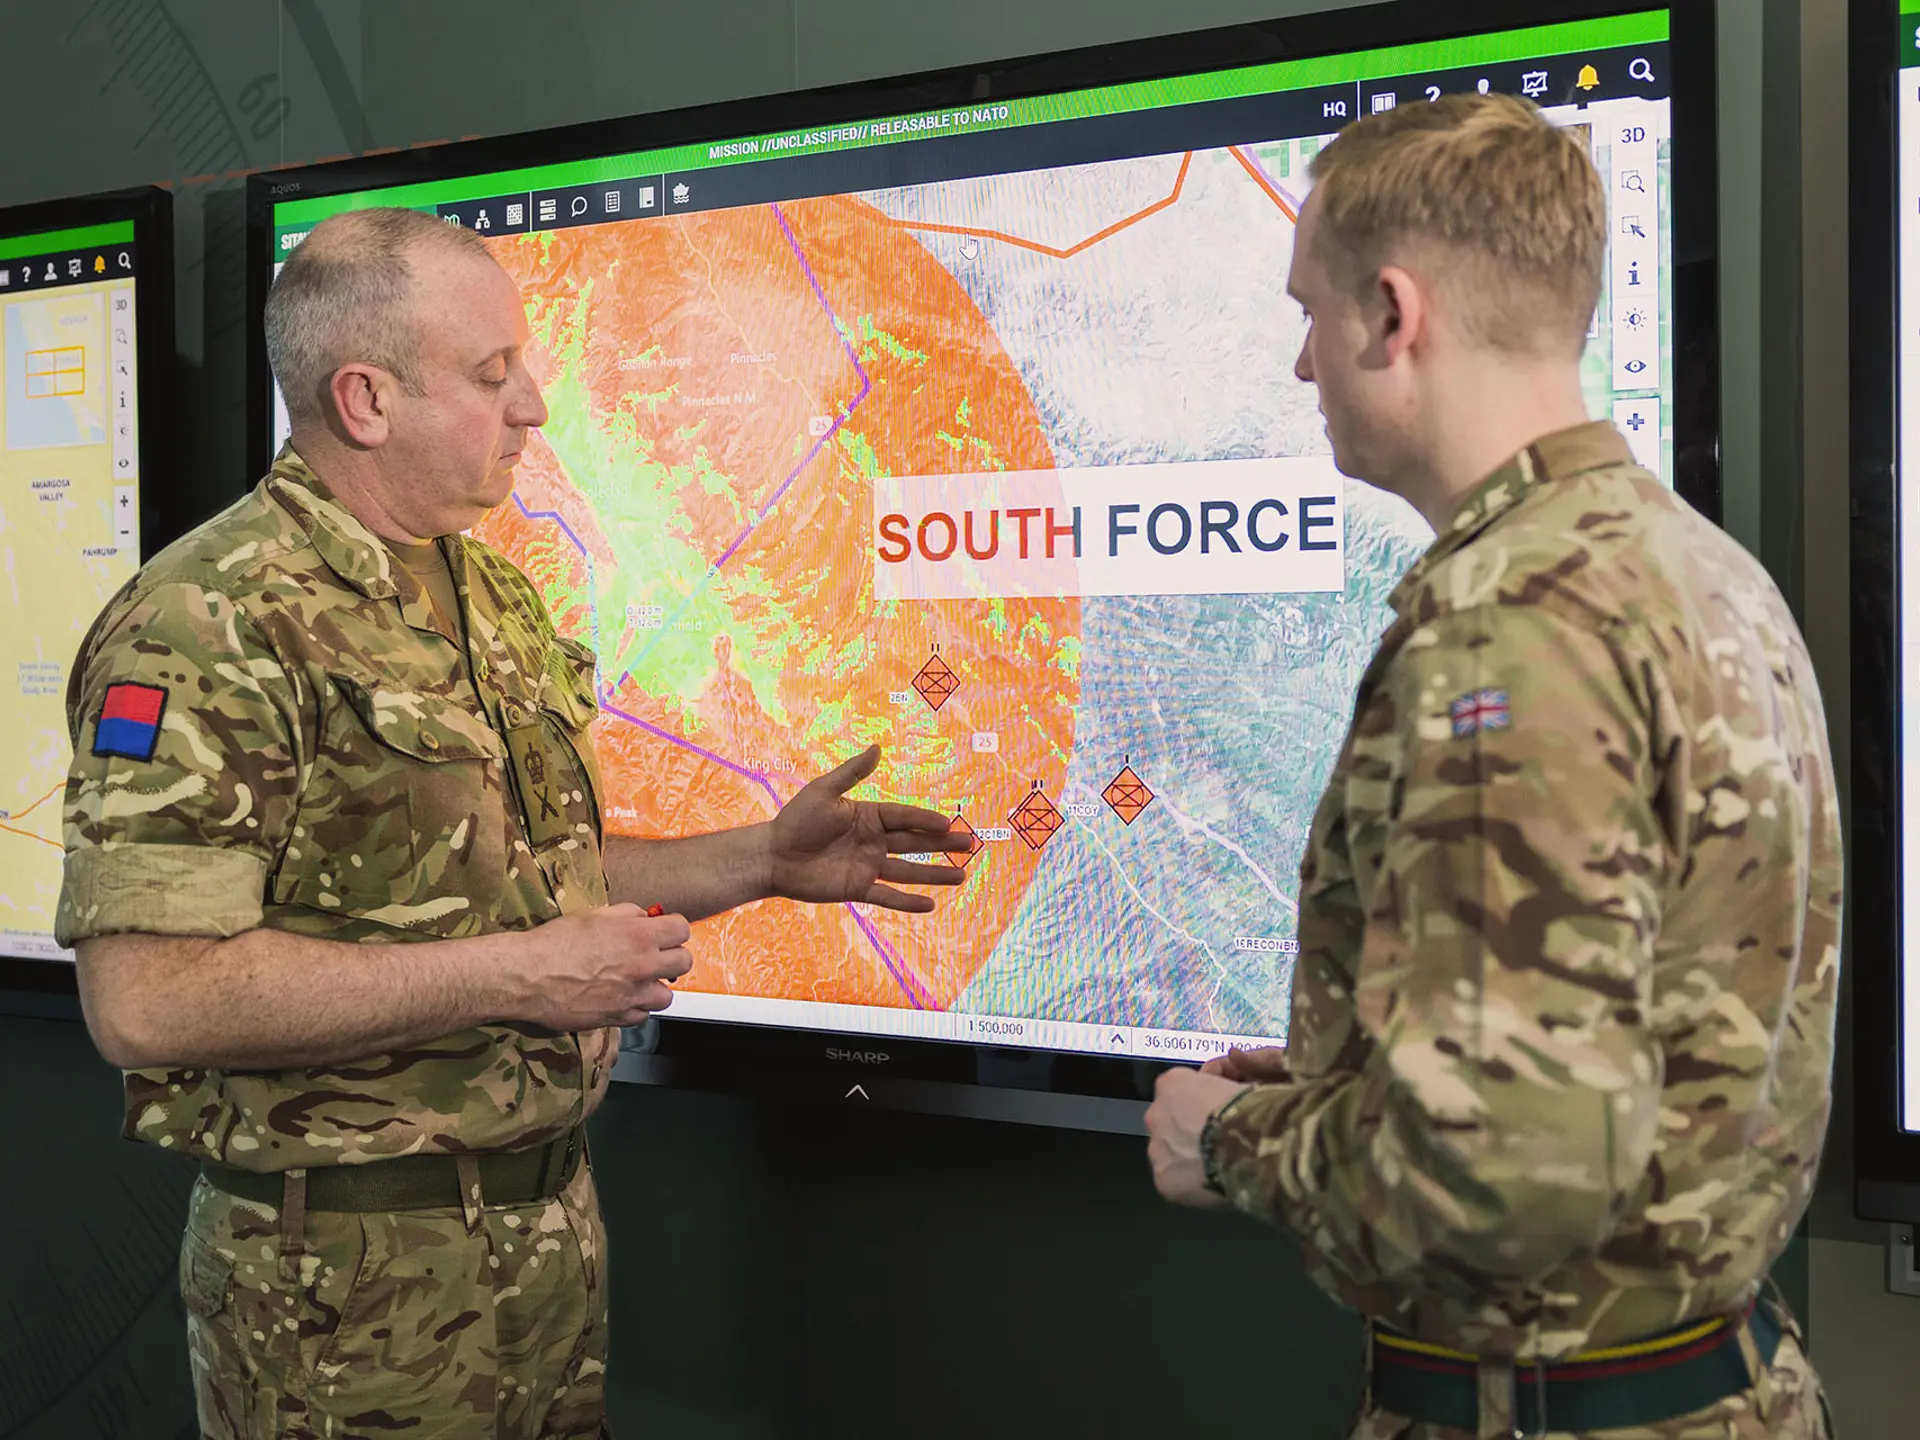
[57,582,304,945]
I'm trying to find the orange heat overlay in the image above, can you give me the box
[472,149,1300,1010]
[476,196,1073,1011]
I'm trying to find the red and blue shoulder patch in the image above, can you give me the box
[92,682,168,761]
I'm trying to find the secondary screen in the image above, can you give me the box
[0,220,143,961]
[1897,0,1920,1130]
[270,11,1676,1063]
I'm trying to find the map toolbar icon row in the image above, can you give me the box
[438,179,667,235]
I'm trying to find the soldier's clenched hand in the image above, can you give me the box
[508,903,693,1030]
[1146,1067,1248,1209]
[1200,1045,1291,1084]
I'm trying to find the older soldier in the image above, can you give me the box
[1145,94,1840,1439]
[59,207,968,1440]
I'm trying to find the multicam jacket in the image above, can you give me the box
[58,447,614,1170]
[1208,423,1843,1357]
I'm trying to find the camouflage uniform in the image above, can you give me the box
[58,447,617,1438]
[1206,424,1841,1439]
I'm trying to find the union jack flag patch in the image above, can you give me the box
[1449,688,1510,737]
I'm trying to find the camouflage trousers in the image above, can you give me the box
[178,1156,610,1439]
[1350,1329,1832,1440]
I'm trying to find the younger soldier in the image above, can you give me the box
[1145,94,1840,1439]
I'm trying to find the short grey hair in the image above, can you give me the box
[264,206,493,427]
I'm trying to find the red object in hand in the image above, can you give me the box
[645,903,679,984]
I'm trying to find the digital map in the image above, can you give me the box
[0,279,139,958]
[470,125,1663,1038]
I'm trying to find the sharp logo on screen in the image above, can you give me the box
[825,1048,891,1065]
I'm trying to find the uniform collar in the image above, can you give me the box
[1387,421,1636,617]
[265,444,467,641]
[266,445,403,601]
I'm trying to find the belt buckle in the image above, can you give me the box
[537,1128,576,1198]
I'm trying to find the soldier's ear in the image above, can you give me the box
[1373,264,1427,366]
[328,362,394,449]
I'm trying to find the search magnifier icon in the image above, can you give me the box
[1629,57,1655,83]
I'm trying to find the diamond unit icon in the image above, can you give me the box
[943,813,978,870]
[1102,765,1155,825]
[912,652,958,712]
[1010,788,1065,852]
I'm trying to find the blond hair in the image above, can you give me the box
[265,207,495,426]
[1306,93,1605,356]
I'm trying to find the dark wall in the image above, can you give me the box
[588,1079,1361,1437]
[0,1010,196,1439]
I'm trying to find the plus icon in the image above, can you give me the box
[1626,412,1647,432]
[119,494,132,507]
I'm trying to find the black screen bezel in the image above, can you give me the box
[0,184,176,997]
[1847,0,1920,1222]
[244,0,1719,1128]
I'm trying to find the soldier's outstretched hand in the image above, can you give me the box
[767,744,973,912]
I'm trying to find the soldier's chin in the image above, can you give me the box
[1324,432,1361,481]
[483,455,520,500]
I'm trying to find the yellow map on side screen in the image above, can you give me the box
[0,274,139,959]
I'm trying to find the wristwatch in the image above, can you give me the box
[1199,1087,1256,1195]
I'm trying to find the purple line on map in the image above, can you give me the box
[601,688,936,1011]
[511,491,590,558]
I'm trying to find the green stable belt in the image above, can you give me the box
[1370,1300,1784,1433]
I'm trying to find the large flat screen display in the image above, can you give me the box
[1892,1,1920,1142]
[254,1,1715,1123]
[0,190,171,974]
[1852,0,1920,1218]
